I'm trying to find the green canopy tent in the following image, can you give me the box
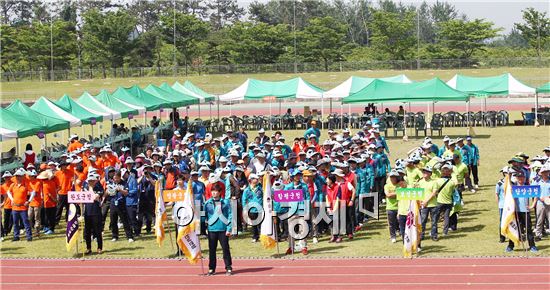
[343,78,469,104]
[219,77,324,124]
[94,89,145,117]
[159,83,200,105]
[143,84,193,108]
[0,108,46,138]
[77,91,122,121]
[6,100,70,133]
[343,78,471,132]
[54,94,105,124]
[537,82,550,94]
[54,94,106,138]
[111,85,174,127]
[172,81,215,118]
[5,100,70,152]
[31,97,82,128]
[112,85,171,111]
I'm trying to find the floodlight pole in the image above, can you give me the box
[535,93,539,127]
[293,0,297,74]
[50,14,54,81]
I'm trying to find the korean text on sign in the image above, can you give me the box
[273,189,304,202]
[163,189,185,202]
[396,188,425,201]
[511,185,541,198]
[68,191,96,203]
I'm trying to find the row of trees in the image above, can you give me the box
[1,0,549,76]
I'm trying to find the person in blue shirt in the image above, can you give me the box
[354,157,373,228]
[533,165,550,241]
[466,136,480,190]
[194,142,210,168]
[283,170,310,255]
[506,171,537,253]
[495,167,506,243]
[303,120,321,143]
[123,168,140,238]
[203,183,233,276]
[374,130,389,155]
[438,136,450,157]
[241,174,263,242]
[457,138,473,191]
[108,171,134,242]
[373,144,391,204]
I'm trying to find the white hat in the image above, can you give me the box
[388,169,399,177]
[153,162,163,168]
[190,171,199,175]
[275,141,284,147]
[14,168,26,176]
[86,173,99,182]
[222,166,232,172]
[443,136,450,142]
[258,128,265,133]
[248,173,259,180]
[208,173,219,183]
[69,134,78,141]
[333,169,345,177]
[121,146,130,152]
[241,152,250,159]
[2,171,13,178]
[256,152,266,158]
[120,168,129,177]
[125,157,135,164]
[195,141,205,147]
[172,150,180,156]
[27,169,37,176]
[540,164,550,173]
[219,156,228,163]
[442,163,454,170]
[200,166,211,172]
[88,155,97,161]
[163,159,173,165]
[421,143,432,150]
[174,130,181,136]
[230,150,239,157]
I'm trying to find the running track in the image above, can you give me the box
[2,257,549,289]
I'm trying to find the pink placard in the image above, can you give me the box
[68,191,96,204]
[273,189,304,202]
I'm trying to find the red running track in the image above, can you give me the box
[1,257,549,290]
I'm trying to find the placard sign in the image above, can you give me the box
[396,188,425,200]
[512,185,541,198]
[273,189,304,202]
[68,191,96,203]
[128,114,134,120]
[90,117,97,125]
[163,189,185,202]
[36,131,45,139]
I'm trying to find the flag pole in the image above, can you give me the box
[81,203,85,260]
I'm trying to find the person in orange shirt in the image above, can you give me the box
[55,161,74,224]
[104,149,120,169]
[26,169,42,236]
[38,170,58,235]
[7,168,33,241]
[1,171,14,239]
[73,158,88,192]
[67,134,83,152]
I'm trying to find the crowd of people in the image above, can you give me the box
[1,115,548,260]
[496,148,550,253]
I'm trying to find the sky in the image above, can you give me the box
[237,0,550,33]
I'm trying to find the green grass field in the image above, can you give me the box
[1,126,549,259]
[2,67,549,101]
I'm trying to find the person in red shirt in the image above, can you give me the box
[55,161,75,224]
[334,169,356,240]
[7,168,34,241]
[26,169,42,236]
[1,171,14,239]
[39,169,58,234]
[325,174,343,243]
[205,173,225,200]
[22,143,38,169]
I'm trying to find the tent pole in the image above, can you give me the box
[269,101,272,131]
[209,102,212,121]
[217,97,220,124]
[535,93,539,127]
[278,99,281,115]
[340,102,343,129]
[427,102,431,129]
[321,96,324,130]
[91,123,94,140]
[198,102,201,119]
[330,98,333,114]
[403,103,408,140]
[16,137,20,157]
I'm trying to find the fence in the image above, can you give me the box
[2,57,549,82]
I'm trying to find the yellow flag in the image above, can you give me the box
[176,180,202,264]
[154,180,167,247]
[500,175,520,245]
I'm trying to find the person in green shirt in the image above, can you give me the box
[442,139,462,160]
[452,153,469,198]
[433,163,457,240]
[384,169,404,243]
[417,166,438,241]
[405,158,422,186]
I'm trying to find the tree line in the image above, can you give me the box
[1,0,549,77]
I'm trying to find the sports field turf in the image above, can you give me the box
[2,67,549,101]
[1,125,549,258]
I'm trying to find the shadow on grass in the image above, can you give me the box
[419,244,454,255]
[458,224,486,233]
[105,246,145,254]
[0,246,24,254]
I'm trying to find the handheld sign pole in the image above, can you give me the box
[512,185,541,258]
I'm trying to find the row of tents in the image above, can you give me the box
[1,73,549,142]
